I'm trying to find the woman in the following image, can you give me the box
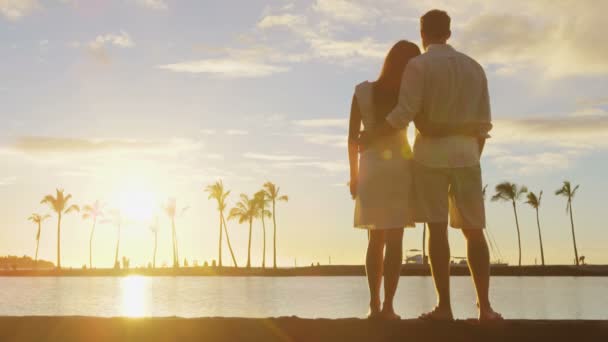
[348,40,421,320]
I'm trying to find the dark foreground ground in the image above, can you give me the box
[2,264,608,277]
[0,317,606,342]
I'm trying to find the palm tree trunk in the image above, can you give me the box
[89,220,96,269]
[114,224,121,268]
[568,200,580,266]
[35,223,41,267]
[218,214,223,267]
[57,213,62,269]
[247,219,252,268]
[153,231,157,268]
[422,223,427,265]
[535,208,545,266]
[512,201,522,267]
[272,201,277,269]
[261,215,267,269]
[172,219,179,268]
[221,215,238,268]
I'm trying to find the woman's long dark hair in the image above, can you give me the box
[373,40,421,123]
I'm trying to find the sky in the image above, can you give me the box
[1,0,607,268]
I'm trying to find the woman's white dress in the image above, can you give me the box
[354,81,415,230]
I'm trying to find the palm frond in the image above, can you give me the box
[278,195,289,202]
[64,204,80,214]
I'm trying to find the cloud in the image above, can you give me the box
[87,31,134,63]
[133,0,167,10]
[0,176,16,186]
[243,153,311,162]
[158,59,289,77]
[272,160,349,172]
[9,136,202,155]
[296,133,346,148]
[491,115,608,148]
[257,14,305,29]
[0,0,38,20]
[312,0,378,24]
[490,152,572,175]
[454,1,608,77]
[225,129,249,136]
[486,112,608,174]
[89,31,134,50]
[293,118,348,128]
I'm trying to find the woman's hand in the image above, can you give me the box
[349,178,358,199]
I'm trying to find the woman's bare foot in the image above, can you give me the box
[419,306,454,321]
[367,300,382,319]
[380,309,401,320]
[367,309,382,319]
[479,307,503,322]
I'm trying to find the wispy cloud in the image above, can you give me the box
[243,153,310,162]
[133,0,167,10]
[9,136,202,155]
[257,13,305,29]
[89,31,134,50]
[225,129,249,136]
[293,118,348,128]
[0,0,38,20]
[158,58,289,77]
[491,115,608,148]
[0,176,16,186]
[296,133,346,148]
[312,0,378,24]
[87,31,134,63]
[272,160,348,172]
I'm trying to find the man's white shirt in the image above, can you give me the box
[386,44,491,169]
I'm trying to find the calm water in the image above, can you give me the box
[1,276,606,319]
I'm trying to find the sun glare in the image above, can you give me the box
[116,189,159,222]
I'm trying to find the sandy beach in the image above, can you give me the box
[0,317,606,342]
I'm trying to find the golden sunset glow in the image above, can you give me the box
[121,276,148,317]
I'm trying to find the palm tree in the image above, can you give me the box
[149,217,160,268]
[163,198,189,268]
[492,182,528,267]
[41,189,80,269]
[82,201,104,269]
[228,194,258,268]
[28,213,50,265]
[263,182,288,269]
[556,181,581,266]
[102,210,125,269]
[205,181,238,268]
[525,191,545,266]
[255,190,272,269]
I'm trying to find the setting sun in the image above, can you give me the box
[115,189,159,222]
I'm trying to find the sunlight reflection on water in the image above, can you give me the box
[121,276,148,317]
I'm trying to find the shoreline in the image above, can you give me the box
[0,317,606,342]
[2,264,608,277]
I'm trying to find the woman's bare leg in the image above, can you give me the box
[366,230,385,317]
[382,228,404,319]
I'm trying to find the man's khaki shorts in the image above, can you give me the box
[412,162,486,229]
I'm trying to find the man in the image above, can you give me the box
[361,9,502,321]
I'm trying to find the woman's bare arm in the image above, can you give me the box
[348,95,362,199]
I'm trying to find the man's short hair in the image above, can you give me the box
[421,9,451,39]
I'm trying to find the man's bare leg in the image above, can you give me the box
[461,228,502,321]
[420,222,454,321]
[381,228,404,320]
[366,230,385,318]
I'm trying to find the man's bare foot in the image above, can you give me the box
[419,307,454,321]
[479,307,503,322]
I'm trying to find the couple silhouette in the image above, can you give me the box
[348,9,502,322]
